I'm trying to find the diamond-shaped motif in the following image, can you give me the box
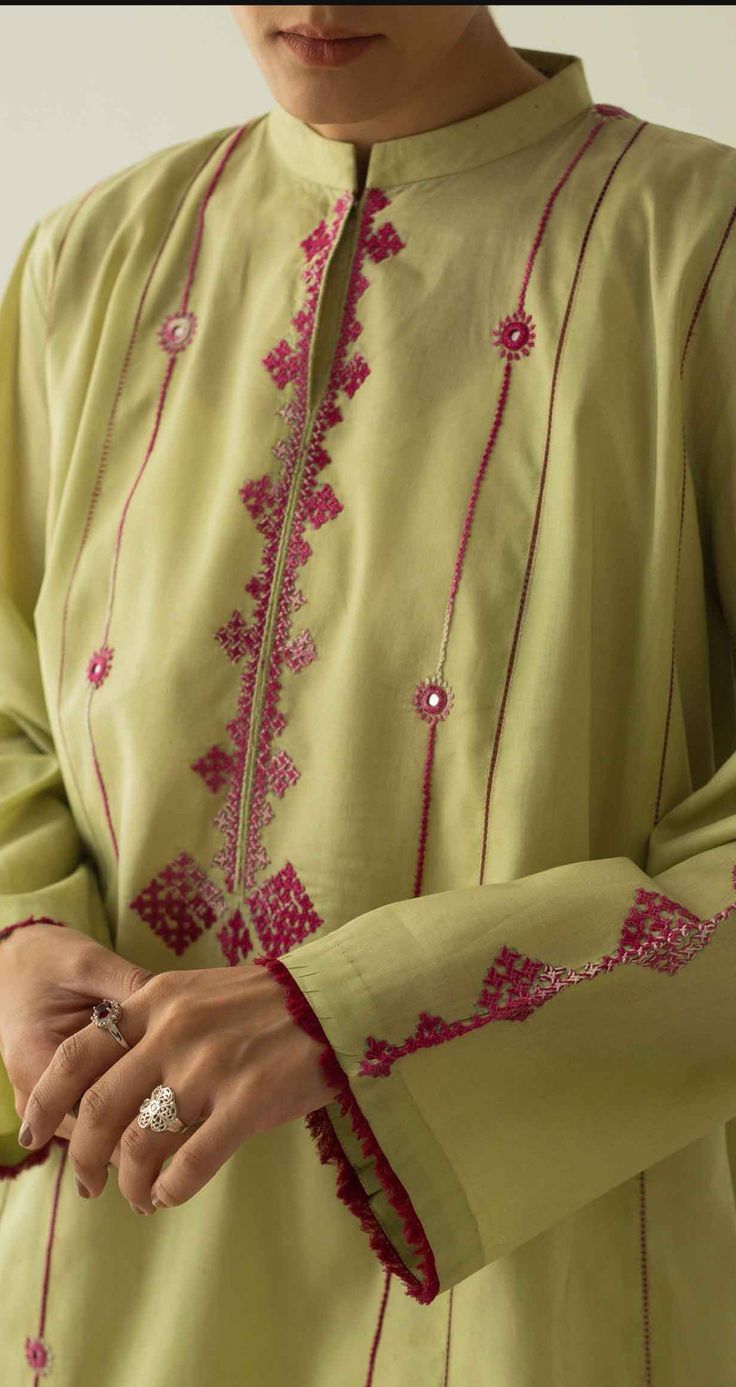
[214,610,251,663]
[266,748,300,798]
[245,861,323,957]
[191,744,234,794]
[306,483,343,530]
[217,909,253,966]
[284,629,317,673]
[130,851,225,956]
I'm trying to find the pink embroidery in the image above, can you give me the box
[81,125,251,863]
[492,309,536,361]
[25,1144,67,1385]
[266,748,300,797]
[478,119,648,880]
[157,310,198,356]
[24,1337,52,1375]
[412,678,454,726]
[0,1135,66,1183]
[409,117,638,899]
[85,645,113,687]
[0,917,66,948]
[190,744,234,793]
[129,850,225,956]
[205,188,405,892]
[245,860,323,957]
[594,103,631,119]
[283,628,317,673]
[306,482,343,529]
[254,955,439,1305]
[214,610,251,663]
[216,909,253,966]
[359,872,736,1078]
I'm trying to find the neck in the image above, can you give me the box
[311,11,548,188]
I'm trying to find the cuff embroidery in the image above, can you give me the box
[254,955,439,1304]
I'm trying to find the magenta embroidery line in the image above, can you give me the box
[641,202,736,1383]
[204,187,405,895]
[24,1142,68,1383]
[80,124,251,860]
[363,1271,392,1387]
[358,867,736,1078]
[479,118,648,881]
[55,131,246,865]
[410,111,624,899]
[654,202,736,825]
[443,1285,454,1387]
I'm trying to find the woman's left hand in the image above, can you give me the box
[18,961,336,1214]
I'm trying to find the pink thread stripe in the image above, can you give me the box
[413,721,437,898]
[653,200,736,825]
[364,1272,392,1387]
[413,114,615,901]
[639,1169,652,1387]
[85,124,252,858]
[443,1285,454,1385]
[30,1143,68,1386]
[644,200,736,1385]
[479,119,648,881]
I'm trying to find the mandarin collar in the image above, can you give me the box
[265,47,595,191]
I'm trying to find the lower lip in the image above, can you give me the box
[278,31,378,67]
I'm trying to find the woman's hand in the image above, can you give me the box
[18,960,337,1215]
[0,923,154,1150]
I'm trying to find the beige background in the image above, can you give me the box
[0,4,734,280]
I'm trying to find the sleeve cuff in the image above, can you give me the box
[254,953,441,1303]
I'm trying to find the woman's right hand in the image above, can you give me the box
[0,923,154,1153]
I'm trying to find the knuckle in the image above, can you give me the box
[23,1090,48,1126]
[78,1086,108,1128]
[122,963,155,996]
[55,1032,83,1074]
[121,1123,148,1161]
[176,1142,210,1184]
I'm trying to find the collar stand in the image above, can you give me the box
[265,48,595,191]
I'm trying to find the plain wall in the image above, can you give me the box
[0,5,734,281]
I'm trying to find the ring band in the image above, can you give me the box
[137,1085,187,1135]
[90,999,130,1051]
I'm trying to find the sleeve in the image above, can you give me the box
[264,206,736,1304]
[0,222,114,1172]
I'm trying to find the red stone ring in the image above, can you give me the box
[90,998,131,1051]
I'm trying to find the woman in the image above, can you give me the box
[0,4,734,1383]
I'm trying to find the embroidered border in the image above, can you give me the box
[358,869,736,1078]
[254,955,439,1305]
[200,188,405,895]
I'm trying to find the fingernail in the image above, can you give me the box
[151,1194,166,1209]
[74,1176,90,1199]
[18,1122,33,1148]
[130,1204,148,1216]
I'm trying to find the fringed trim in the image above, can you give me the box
[0,1136,66,1182]
[254,954,440,1304]
[0,917,67,947]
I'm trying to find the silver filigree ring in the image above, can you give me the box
[137,1085,186,1135]
[90,999,130,1051]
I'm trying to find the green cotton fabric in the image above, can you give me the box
[1,43,736,1386]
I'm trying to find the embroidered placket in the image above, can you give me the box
[232,188,367,890]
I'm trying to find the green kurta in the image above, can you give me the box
[1,44,735,1386]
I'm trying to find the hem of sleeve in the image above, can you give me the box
[254,954,440,1305]
[0,916,67,946]
[0,1135,66,1180]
